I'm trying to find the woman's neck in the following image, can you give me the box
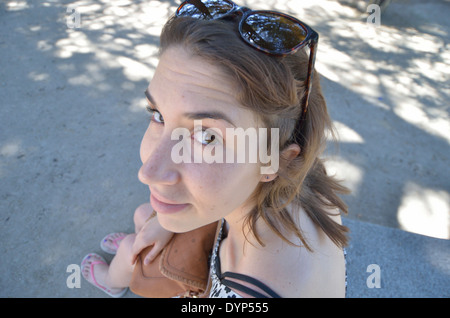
[223,199,256,245]
[223,201,278,250]
[224,199,302,251]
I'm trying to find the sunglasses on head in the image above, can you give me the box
[176,0,319,122]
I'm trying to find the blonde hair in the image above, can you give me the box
[160,16,349,250]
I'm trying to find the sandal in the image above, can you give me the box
[81,253,128,298]
[100,232,127,254]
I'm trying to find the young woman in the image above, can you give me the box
[82,0,349,298]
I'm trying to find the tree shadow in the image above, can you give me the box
[0,0,180,297]
[238,0,449,236]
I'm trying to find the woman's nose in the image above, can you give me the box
[138,137,181,186]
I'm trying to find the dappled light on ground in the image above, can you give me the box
[398,183,449,239]
[1,0,448,242]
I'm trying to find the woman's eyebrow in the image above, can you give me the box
[183,111,236,128]
[145,89,236,127]
[144,89,157,107]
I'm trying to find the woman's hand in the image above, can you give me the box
[131,214,174,265]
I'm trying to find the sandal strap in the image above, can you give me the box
[101,233,127,251]
[82,254,124,297]
[109,234,126,247]
[87,260,112,294]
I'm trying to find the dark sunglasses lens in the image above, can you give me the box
[177,0,235,19]
[241,12,307,54]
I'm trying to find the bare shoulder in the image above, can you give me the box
[292,206,346,297]
[242,206,346,298]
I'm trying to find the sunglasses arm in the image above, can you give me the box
[301,33,318,121]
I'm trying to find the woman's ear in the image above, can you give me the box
[260,173,277,182]
[281,144,300,161]
[280,143,301,168]
[260,144,300,183]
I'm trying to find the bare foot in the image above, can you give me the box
[81,253,127,297]
[100,232,127,254]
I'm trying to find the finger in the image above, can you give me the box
[131,242,142,266]
[131,235,145,257]
[143,255,152,265]
[131,240,146,266]
[144,244,162,265]
[144,250,156,265]
[131,254,138,266]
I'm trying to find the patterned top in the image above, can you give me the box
[209,220,281,298]
[208,219,347,298]
[209,220,242,298]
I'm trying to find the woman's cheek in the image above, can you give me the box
[194,163,256,211]
[186,163,232,206]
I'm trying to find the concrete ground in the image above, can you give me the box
[0,0,448,298]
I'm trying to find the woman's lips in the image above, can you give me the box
[150,192,189,215]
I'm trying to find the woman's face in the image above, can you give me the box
[138,46,267,232]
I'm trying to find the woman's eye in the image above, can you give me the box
[147,108,164,124]
[193,129,221,145]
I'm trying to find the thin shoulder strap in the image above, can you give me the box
[220,271,282,298]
